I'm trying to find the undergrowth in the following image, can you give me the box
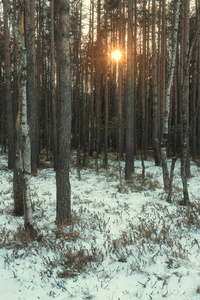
[1,152,200,297]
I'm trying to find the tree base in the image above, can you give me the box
[178,199,191,206]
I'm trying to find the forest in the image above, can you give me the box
[1,0,200,299]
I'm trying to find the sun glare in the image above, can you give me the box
[111,50,122,61]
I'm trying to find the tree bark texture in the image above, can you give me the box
[3,0,33,229]
[180,2,200,205]
[56,0,71,224]
[161,0,180,190]
[50,0,58,170]
[152,0,161,166]
[125,0,134,180]
[3,4,15,169]
[25,0,39,174]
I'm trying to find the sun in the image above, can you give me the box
[111,50,122,61]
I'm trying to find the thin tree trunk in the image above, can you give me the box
[161,0,180,190]
[89,0,94,157]
[141,0,146,162]
[117,0,123,160]
[13,0,18,156]
[160,0,166,143]
[167,155,177,203]
[152,0,161,166]
[104,0,108,164]
[125,0,134,180]
[184,0,190,178]
[37,0,42,155]
[3,4,15,169]
[50,0,57,169]
[192,44,198,159]
[95,0,101,172]
[25,0,38,174]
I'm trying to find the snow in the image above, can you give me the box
[0,152,200,300]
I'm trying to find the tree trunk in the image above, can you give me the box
[3,4,15,169]
[50,0,58,169]
[125,0,134,180]
[3,0,34,229]
[117,0,123,160]
[25,0,38,174]
[161,0,180,190]
[104,0,109,164]
[180,2,200,205]
[141,0,146,161]
[197,33,200,154]
[13,0,18,154]
[56,0,71,224]
[160,0,166,143]
[89,0,95,157]
[192,44,198,159]
[95,0,102,172]
[183,0,190,178]
[152,0,161,166]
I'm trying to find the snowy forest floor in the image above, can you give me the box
[0,151,200,300]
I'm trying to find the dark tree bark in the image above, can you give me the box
[13,0,18,155]
[152,0,161,166]
[125,0,134,180]
[191,43,198,159]
[50,0,58,170]
[25,0,39,174]
[159,0,166,144]
[3,3,15,169]
[95,0,102,172]
[56,0,71,224]
[104,0,109,164]
[117,0,123,160]
[161,0,180,190]
[197,33,200,155]
[183,0,190,178]
[89,0,95,157]
[180,2,200,205]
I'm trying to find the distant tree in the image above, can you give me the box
[89,0,95,157]
[125,0,135,180]
[13,0,18,150]
[95,0,102,172]
[117,0,123,160]
[104,0,109,164]
[141,0,147,161]
[191,42,198,159]
[160,0,166,146]
[152,0,161,166]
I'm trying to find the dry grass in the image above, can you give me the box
[0,225,40,249]
[38,161,54,169]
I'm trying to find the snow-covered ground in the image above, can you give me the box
[0,152,200,300]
